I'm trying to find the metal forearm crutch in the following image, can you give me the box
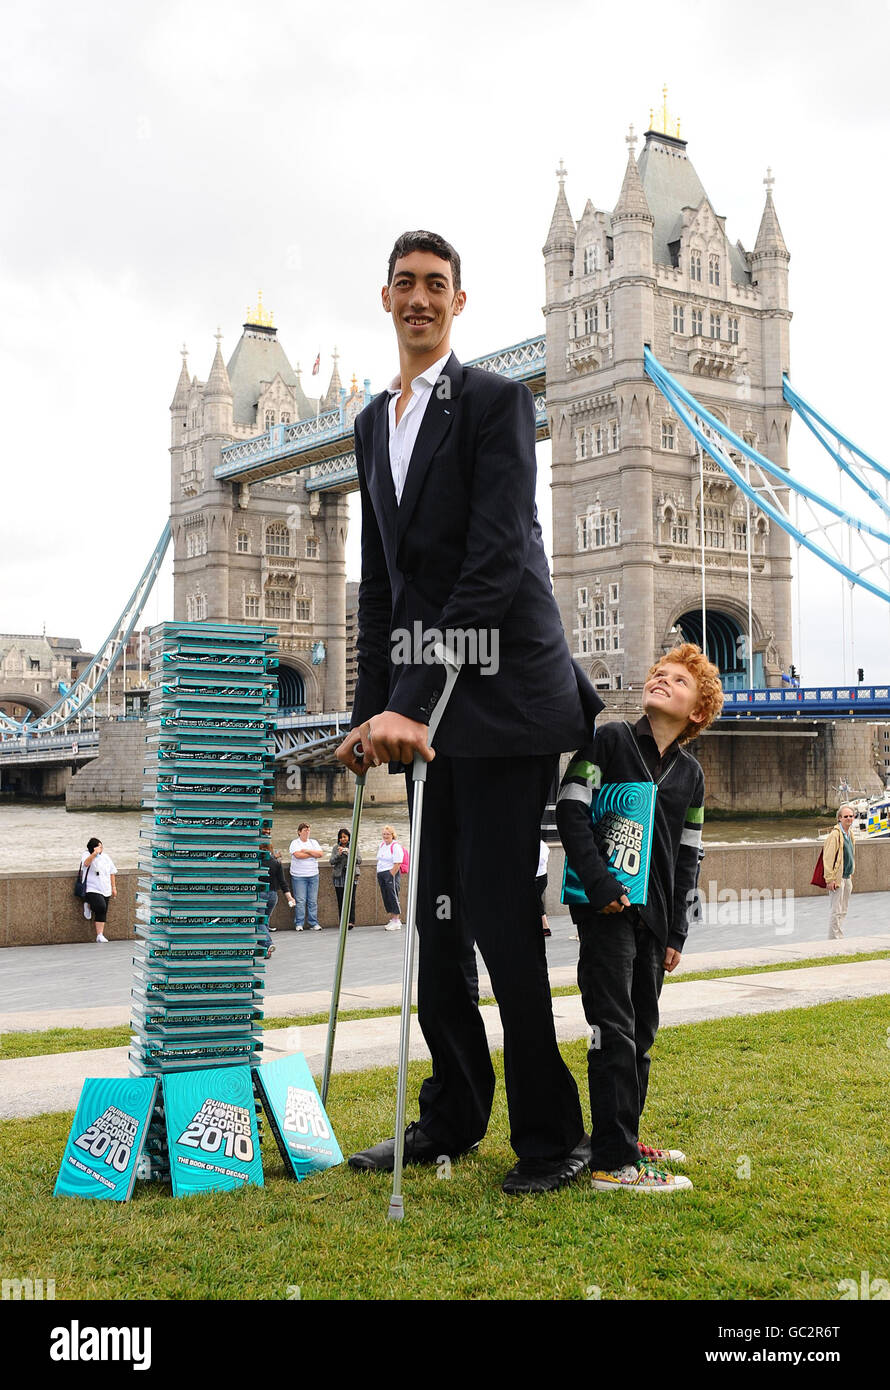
[387,644,461,1222]
[321,770,365,1108]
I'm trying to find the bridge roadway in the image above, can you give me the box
[2,686,890,777]
[0,710,353,772]
[212,336,548,491]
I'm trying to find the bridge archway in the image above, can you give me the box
[671,606,763,690]
[0,692,52,722]
[276,656,317,713]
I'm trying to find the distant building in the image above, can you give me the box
[0,634,91,721]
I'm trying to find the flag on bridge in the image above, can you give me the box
[311,352,321,376]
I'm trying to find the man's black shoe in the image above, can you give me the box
[348,1121,479,1172]
[501,1140,589,1195]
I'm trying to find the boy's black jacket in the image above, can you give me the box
[556,717,705,952]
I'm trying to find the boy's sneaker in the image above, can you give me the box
[638,1141,687,1165]
[310,924,322,931]
[384,920,403,931]
[95,934,108,944]
[295,925,303,931]
[591,1161,693,1194]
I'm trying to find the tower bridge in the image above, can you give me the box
[3,103,889,810]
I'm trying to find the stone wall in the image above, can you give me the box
[0,864,398,946]
[66,720,148,810]
[3,842,888,947]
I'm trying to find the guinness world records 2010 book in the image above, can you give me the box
[254,1054,343,1180]
[561,781,657,908]
[54,1078,159,1200]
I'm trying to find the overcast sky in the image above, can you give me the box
[2,0,888,685]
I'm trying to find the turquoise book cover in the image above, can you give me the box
[54,1077,158,1200]
[163,1066,263,1196]
[561,781,657,907]
[254,1054,343,1180]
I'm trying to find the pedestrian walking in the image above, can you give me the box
[824,803,856,939]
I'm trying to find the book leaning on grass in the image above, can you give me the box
[561,781,657,907]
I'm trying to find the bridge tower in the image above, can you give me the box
[544,106,793,693]
[169,298,351,711]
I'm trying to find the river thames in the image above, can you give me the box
[0,801,838,875]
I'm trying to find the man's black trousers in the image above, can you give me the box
[576,912,665,1170]
[406,752,583,1162]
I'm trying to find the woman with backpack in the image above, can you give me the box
[376,825,404,931]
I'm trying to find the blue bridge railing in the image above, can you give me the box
[720,686,890,719]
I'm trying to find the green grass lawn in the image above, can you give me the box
[2,949,886,1060]
[1,996,888,1300]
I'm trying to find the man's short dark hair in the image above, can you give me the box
[387,230,461,291]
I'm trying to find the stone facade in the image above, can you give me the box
[0,634,90,721]
[544,123,793,695]
[170,306,365,712]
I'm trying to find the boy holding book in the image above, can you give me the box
[557,644,723,1193]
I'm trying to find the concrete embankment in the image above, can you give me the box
[1,840,888,947]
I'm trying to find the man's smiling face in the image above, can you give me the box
[382,250,465,365]
[642,660,703,730]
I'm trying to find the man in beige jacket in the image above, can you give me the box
[824,804,856,939]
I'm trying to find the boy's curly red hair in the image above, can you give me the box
[646,643,724,744]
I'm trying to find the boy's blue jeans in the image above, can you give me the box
[290,874,319,929]
[576,912,665,1171]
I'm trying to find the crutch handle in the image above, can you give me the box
[426,642,461,747]
[413,643,461,784]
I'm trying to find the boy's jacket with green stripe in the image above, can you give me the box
[556,718,705,952]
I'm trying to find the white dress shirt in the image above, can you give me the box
[386,350,452,504]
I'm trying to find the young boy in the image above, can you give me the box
[556,644,723,1193]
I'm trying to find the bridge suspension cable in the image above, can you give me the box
[643,349,890,607]
[0,522,172,737]
[783,376,890,508]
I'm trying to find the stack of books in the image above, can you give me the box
[130,622,277,1179]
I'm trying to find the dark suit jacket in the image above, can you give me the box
[350,351,603,757]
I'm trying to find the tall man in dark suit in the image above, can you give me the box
[336,230,603,1193]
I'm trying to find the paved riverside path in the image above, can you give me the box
[1,930,887,1118]
[2,891,889,1031]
